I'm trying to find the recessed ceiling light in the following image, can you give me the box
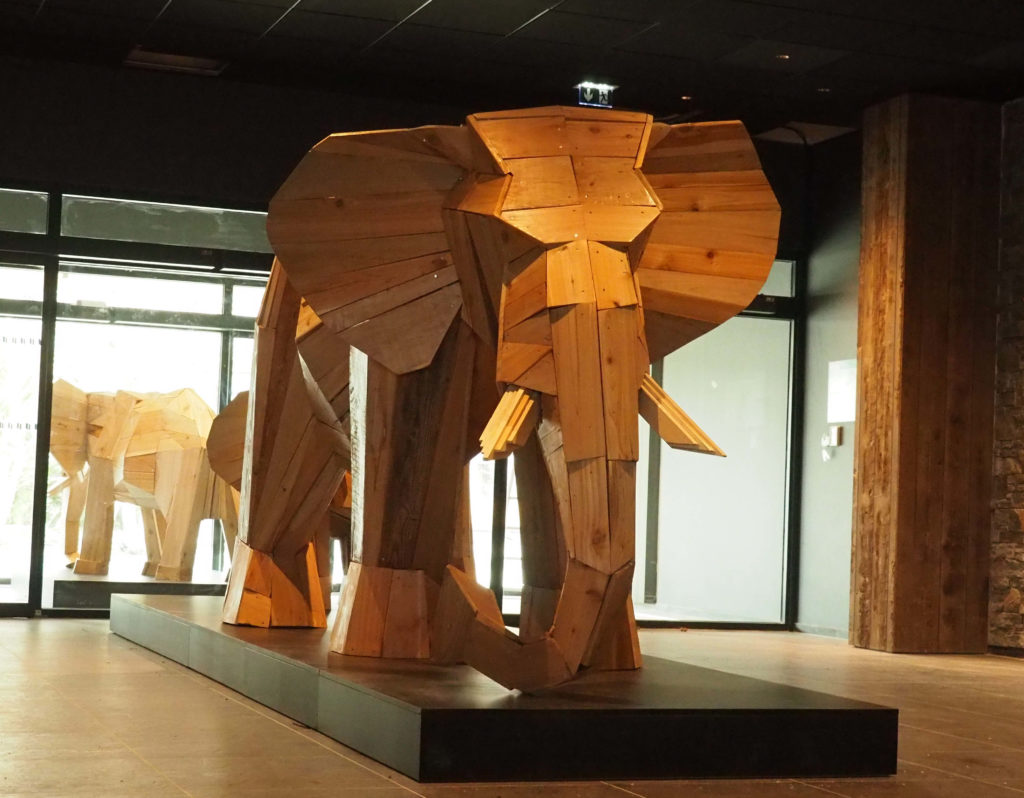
[775,53,791,61]
[680,95,693,101]
[817,87,832,93]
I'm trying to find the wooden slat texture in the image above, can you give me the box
[573,157,656,206]
[639,373,724,456]
[597,306,643,460]
[503,156,579,211]
[852,94,999,654]
[550,302,606,462]
[546,240,596,306]
[589,242,638,310]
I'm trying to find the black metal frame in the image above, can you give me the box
[0,185,271,618]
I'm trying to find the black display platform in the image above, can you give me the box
[54,576,225,609]
[110,594,898,782]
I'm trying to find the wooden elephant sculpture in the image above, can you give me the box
[49,379,238,581]
[223,106,779,690]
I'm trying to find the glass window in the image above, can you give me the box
[0,310,41,604]
[0,262,44,302]
[0,188,48,234]
[44,267,229,609]
[761,259,795,297]
[61,195,272,253]
[58,270,223,315]
[643,315,792,623]
[230,336,254,399]
[231,285,265,318]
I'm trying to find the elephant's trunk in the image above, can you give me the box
[436,279,648,691]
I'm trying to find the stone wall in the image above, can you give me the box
[991,99,1024,650]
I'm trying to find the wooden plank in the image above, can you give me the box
[502,250,548,329]
[566,457,611,573]
[584,205,658,244]
[581,561,635,666]
[496,342,550,386]
[606,460,637,572]
[639,241,778,282]
[636,268,764,324]
[330,562,392,655]
[566,119,647,158]
[450,173,509,216]
[585,594,642,671]
[546,240,595,307]
[502,156,579,211]
[597,306,643,460]
[514,432,566,592]
[501,205,583,244]
[471,115,568,159]
[339,282,462,375]
[639,373,724,456]
[646,209,780,258]
[504,309,552,346]
[480,387,539,459]
[642,121,763,174]
[381,569,434,659]
[646,169,779,212]
[207,390,248,490]
[464,212,511,310]
[589,242,638,310]
[516,351,558,395]
[572,156,656,206]
[333,265,459,330]
[443,208,497,347]
[272,147,464,203]
[303,251,456,316]
[643,309,714,361]
[550,302,606,462]
[551,559,610,671]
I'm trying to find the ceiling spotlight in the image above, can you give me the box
[775,53,791,61]
[680,95,693,101]
[817,87,832,93]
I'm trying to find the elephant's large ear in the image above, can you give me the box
[267,126,481,374]
[636,121,780,361]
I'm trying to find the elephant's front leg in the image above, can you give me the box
[330,317,481,658]
[73,457,115,576]
[63,469,88,564]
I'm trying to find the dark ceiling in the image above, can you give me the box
[4,0,1024,131]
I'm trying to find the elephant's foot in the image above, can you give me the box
[222,539,327,628]
[433,565,571,691]
[141,561,159,578]
[330,563,437,658]
[519,585,559,642]
[72,558,108,576]
[154,564,193,581]
[435,561,636,692]
[586,595,642,672]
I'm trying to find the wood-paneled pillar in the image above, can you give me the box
[852,94,999,653]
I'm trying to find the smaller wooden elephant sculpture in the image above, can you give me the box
[49,379,238,580]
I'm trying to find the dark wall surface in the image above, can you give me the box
[0,56,467,207]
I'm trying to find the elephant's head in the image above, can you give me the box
[267,106,780,689]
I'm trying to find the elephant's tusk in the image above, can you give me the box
[479,387,539,460]
[638,373,725,457]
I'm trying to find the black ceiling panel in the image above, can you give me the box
[409,0,555,36]
[299,0,427,21]
[719,40,849,73]
[770,9,908,52]
[4,0,1024,130]
[158,0,284,34]
[515,10,651,47]
[619,22,754,62]
[270,11,392,46]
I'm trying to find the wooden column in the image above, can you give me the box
[852,94,999,653]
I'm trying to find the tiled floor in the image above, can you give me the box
[0,620,1022,798]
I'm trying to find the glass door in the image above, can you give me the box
[0,262,45,607]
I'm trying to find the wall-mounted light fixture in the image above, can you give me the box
[576,81,618,108]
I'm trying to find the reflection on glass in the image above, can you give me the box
[61,195,272,253]
[0,188,48,234]
[0,315,41,603]
[45,310,225,607]
[58,270,222,315]
[648,315,792,623]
